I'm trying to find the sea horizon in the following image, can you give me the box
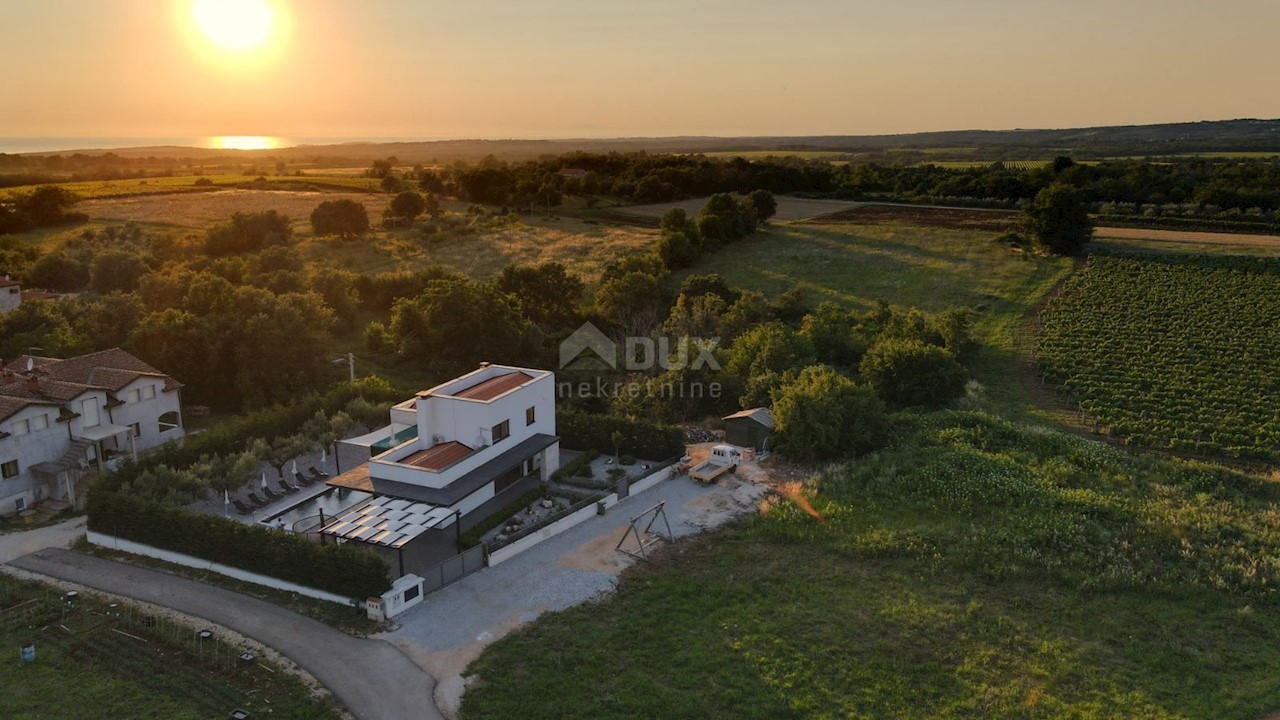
[0,135,462,155]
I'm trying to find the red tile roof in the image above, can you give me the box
[0,279,19,289]
[451,371,534,401]
[4,348,182,392]
[400,441,474,471]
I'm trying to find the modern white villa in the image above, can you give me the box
[325,363,559,575]
[0,349,184,516]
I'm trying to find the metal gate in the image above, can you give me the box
[421,544,487,594]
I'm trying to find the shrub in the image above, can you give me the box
[457,487,545,548]
[88,491,390,599]
[771,365,887,462]
[859,339,967,408]
[557,409,683,459]
[552,449,599,482]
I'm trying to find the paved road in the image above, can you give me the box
[0,515,87,563]
[8,548,444,720]
[385,473,766,716]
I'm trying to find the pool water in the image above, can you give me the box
[264,487,372,528]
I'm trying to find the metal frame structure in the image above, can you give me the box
[615,501,675,561]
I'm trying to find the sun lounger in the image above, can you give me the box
[295,472,316,487]
[246,491,266,508]
[283,481,301,493]
[308,466,329,480]
[233,499,252,515]
[262,486,281,501]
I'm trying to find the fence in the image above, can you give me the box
[420,543,487,595]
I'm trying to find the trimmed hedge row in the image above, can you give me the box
[88,491,391,599]
[557,408,684,459]
[457,487,545,549]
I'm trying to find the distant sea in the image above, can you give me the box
[0,136,445,154]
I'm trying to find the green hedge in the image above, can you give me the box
[458,487,545,549]
[88,491,391,600]
[557,409,684,459]
[551,449,598,482]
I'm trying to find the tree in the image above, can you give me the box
[801,301,867,368]
[390,191,427,221]
[26,252,89,291]
[678,273,738,304]
[388,278,536,375]
[859,338,967,408]
[421,193,443,219]
[204,210,292,255]
[771,365,886,462]
[746,189,778,223]
[128,309,216,403]
[90,250,148,295]
[494,262,585,329]
[595,271,666,335]
[17,186,83,227]
[310,267,360,325]
[310,199,370,239]
[656,229,699,270]
[1025,182,1093,255]
[266,433,311,479]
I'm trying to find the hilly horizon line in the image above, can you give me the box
[7,116,1280,159]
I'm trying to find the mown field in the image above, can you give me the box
[0,574,341,720]
[1038,253,1280,463]
[0,173,382,200]
[463,411,1280,719]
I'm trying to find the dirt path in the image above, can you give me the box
[1093,225,1280,247]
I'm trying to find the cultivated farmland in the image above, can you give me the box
[81,189,392,229]
[1037,253,1280,462]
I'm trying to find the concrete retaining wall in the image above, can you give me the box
[86,531,354,606]
[487,464,672,566]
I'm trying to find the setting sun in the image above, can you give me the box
[191,0,274,52]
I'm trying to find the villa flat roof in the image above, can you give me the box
[400,441,473,471]
[328,433,559,507]
[450,371,535,401]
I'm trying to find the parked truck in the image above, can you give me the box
[689,444,742,484]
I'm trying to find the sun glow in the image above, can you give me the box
[208,135,280,150]
[191,0,274,51]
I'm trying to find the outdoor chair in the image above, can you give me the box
[232,499,252,515]
[308,466,329,480]
[283,480,301,493]
[295,472,316,487]
[246,491,266,508]
[262,486,281,501]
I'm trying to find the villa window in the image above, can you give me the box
[131,422,142,438]
[10,419,28,436]
[140,385,157,400]
[81,398,100,428]
[492,420,510,443]
[1,459,17,480]
[525,406,536,426]
[158,412,180,433]
[126,389,140,403]
[30,414,48,431]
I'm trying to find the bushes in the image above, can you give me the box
[457,487,546,549]
[859,339,967,408]
[88,491,390,599]
[557,409,683,459]
[551,449,598,482]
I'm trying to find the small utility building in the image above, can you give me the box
[722,408,774,451]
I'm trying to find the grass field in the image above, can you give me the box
[0,173,383,201]
[1037,253,1280,463]
[618,196,862,223]
[82,188,394,230]
[463,411,1280,719]
[0,574,341,720]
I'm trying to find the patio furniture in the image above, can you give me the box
[232,499,253,515]
[308,466,329,480]
[295,472,315,487]
[262,486,281,501]
[283,480,301,493]
[246,491,266,508]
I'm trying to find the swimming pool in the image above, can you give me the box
[264,487,372,529]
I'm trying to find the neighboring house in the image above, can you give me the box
[723,407,774,452]
[0,349,184,516]
[328,363,560,575]
[557,168,588,180]
[0,277,19,313]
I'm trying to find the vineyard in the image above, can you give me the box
[1037,253,1280,462]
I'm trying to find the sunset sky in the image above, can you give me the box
[3,0,1279,142]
